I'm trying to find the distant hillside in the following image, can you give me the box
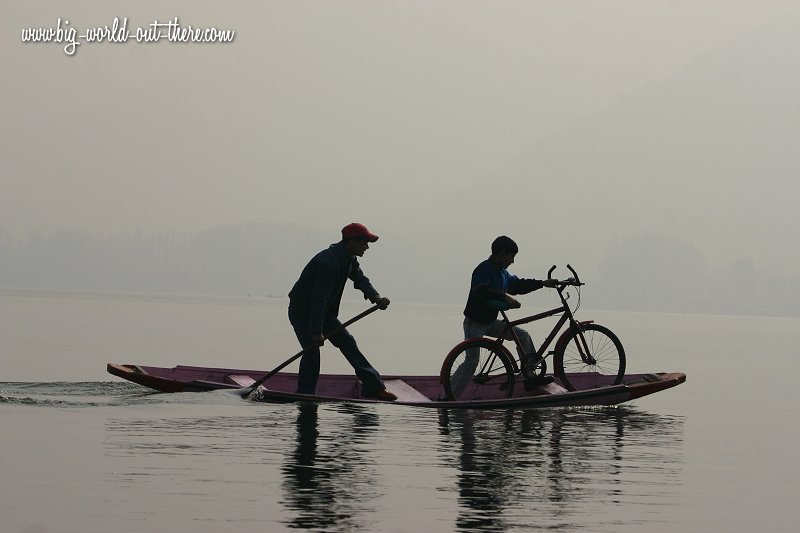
[1,223,799,316]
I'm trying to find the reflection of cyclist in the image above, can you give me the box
[463,235,558,360]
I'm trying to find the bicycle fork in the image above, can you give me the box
[568,321,597,366]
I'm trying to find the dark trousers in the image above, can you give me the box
[289,309,385,396]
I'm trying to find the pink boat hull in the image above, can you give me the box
[107,363,686,409]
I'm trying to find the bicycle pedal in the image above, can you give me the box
[524,376,555,390]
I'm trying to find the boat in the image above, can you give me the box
[106,363,686,409]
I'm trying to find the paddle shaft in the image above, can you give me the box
[242,304,381,396]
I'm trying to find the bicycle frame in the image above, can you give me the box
[441,265,623,398]
[490,283,595,372]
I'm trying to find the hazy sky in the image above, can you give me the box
[3,1,799,301]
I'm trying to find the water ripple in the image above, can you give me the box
[1,381,169,407]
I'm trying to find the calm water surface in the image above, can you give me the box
[1,290,798,532]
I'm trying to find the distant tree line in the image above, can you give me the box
[592,232,800,317]
[1,225,797,317]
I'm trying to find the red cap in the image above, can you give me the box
[341,222,379,242]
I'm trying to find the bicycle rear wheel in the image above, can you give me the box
[554,324,626,391]
[441,339,516,401]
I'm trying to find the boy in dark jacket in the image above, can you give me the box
[449,235,556,398]
[463,235,557,360]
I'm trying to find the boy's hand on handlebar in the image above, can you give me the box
[504,295,522,309]
[542,279,559,288]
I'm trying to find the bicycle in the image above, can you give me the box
[440,265,626,401]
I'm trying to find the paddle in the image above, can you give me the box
[238,304,382,399]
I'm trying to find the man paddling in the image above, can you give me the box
[288,223,397,401]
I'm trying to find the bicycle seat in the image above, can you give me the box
[485,300,513,312]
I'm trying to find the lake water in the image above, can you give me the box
[2,289,798,532]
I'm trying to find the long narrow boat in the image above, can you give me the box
[106,363,686,409]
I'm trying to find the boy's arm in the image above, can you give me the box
[508,275,558,295]
[508,276,544,295]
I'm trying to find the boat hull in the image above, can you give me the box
[107,363,686,409]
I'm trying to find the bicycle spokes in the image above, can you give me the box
[442,339,516,400]
[571,331,615,368]
[555,323,626,391]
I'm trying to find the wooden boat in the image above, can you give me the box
[106,363,686,409]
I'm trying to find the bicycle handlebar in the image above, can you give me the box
[566,264,582,285]
[547,264,585,287]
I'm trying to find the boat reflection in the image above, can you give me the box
[102,397,685,532]
[437,407,685,532]
[281,402,381,531]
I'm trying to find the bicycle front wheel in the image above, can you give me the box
[554,324,626,391]
[441,339,516,401]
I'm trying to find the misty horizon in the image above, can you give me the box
[1,221,796,318]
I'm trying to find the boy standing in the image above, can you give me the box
[463,235,557,361]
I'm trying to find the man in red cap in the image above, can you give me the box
[288,223,397,401]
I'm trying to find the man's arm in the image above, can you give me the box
[350,261,389,309]
[308,261,336,339]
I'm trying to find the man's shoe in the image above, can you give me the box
[367,389,397,402]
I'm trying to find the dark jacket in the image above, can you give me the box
[288,242,379,335]
[463,258,544,324]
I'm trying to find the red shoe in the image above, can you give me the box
[367,389,397,402]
